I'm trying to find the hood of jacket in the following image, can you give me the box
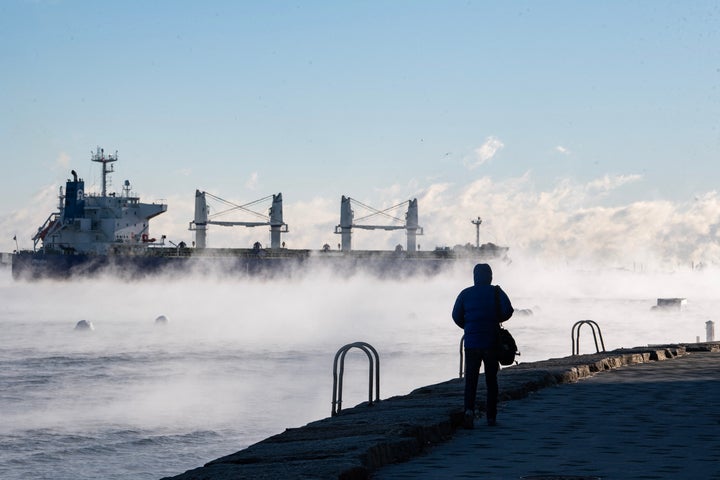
[473,263,492,286]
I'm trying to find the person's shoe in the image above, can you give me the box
[463,410,474,429]
[487,417,497,427]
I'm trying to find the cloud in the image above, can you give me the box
[56,152,71,168]
[0,184,58,251]
[405,174,720,268]
[465,136,504,169]
[587,174,642,193]
[245,172,259,190]
[555,145,570,155]
[372,179,420,199]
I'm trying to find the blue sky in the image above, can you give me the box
[1,1,719,267]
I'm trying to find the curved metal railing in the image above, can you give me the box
[571,320,606,355]
[331,342,380,416]
[459,334,465,378]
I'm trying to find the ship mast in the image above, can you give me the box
[91,146,118,197]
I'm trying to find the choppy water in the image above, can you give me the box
[1,262,717,479]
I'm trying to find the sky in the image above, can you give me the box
[1,1,719,268]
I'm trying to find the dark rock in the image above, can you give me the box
[74,320,94,331]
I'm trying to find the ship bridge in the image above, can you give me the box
[32,147,168,254]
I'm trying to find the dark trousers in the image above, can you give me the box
[464,348,499,420]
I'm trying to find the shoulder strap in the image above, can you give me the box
[494,285,501,324]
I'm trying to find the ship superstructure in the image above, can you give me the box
[32,147,167,255]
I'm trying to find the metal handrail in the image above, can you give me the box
[459,335,465,378]
[571,320,606,355]
[332,342,380,416]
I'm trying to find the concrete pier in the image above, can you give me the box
[161,343,720,480]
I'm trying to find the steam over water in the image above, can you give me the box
[1,260,718,479]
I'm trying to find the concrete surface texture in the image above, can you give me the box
[161,344,719,480]
[373,349,720,480]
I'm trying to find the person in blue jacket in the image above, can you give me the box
[452,263,513,428]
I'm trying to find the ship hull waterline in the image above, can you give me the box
[11,247,509,280]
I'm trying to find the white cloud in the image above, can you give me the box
[406,174,720,268]
[587,174,642,193]
[372,179,420,200]
[555,145,570,155]
[1,184,58,251]
[465,136,504,169]
[56,152,71,168]
[245,172,259,190]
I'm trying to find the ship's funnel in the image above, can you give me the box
[64,173,85,220]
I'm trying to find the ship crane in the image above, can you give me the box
[189,190,288,249]
[334,196,423,252]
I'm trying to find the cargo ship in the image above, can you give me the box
[11,148,508,280]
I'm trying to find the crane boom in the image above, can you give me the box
[334,196,423,251]
[190,190,287,249]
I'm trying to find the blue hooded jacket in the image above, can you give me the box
[452,263,514,349]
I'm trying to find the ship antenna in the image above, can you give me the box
[91,146,118,196]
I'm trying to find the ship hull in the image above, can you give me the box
[11,246,509,280]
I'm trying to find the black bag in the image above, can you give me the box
[494,286,519,366]
[496,327,518,366]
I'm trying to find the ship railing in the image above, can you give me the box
[148,246,193,257]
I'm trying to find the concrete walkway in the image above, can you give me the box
[162,346,719,480]
[372,350,720,480]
